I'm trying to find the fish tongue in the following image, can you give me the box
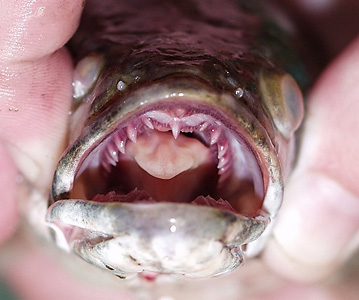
[125,130,213,179]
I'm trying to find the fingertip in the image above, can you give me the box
[264,172,359,282]
[0,0,85,63]
[265,35,359,282]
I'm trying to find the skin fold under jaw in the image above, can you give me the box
[46,0,304,281]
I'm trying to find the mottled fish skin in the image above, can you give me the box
[47,0,304,280]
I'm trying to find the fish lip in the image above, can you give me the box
[47,200,270,243]
[46,200,270,277]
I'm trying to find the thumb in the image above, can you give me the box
[264,35,359,282]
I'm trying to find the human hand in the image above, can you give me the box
[0,0,83,243]
[0,0,358,299]
[263,0,359,282]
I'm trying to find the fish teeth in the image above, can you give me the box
[113,133,126,154]
[170,120,181,139]
[154,121,170,132]
[210,127,221,145]
[127,124,137,143]
[107,143,118,161]
[218,155,232,176]
[218,142,229,159]
[217,156,228,169]
[104,150,117,166]
[143,117,154,129]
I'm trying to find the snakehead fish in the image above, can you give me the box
[45,0,304,280]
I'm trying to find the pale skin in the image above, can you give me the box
[0,0,359,299]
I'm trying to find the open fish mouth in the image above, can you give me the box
[46,75,287,279]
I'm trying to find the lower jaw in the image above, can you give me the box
[47,200,270,279]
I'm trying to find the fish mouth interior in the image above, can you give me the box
[70,101,264,216]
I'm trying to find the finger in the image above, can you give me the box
[0,0,84,241]
[264,35,359,281]
[0,0,84,64]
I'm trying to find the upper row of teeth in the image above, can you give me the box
[101,111,233,178]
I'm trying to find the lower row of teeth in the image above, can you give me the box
[100,110,233,180]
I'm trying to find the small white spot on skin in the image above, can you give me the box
[117,80,127,91]
[235,87,244,98]
[170,225,177,233]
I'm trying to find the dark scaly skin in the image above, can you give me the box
[69,0,303,127]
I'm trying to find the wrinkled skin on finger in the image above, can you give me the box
[0,0,359,299]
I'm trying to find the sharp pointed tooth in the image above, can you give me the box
[114,134,126,154]
[143,117,154,129]
[218,157,227,169]
[219,164,231,176]
[118,140,126,154]
[108,144,118,162]
[111,150,118,162]
[127,124,137,143]
[171,120,180,139]
[104,151,117,166]
[218,142,229,159]
[210,127,221,145]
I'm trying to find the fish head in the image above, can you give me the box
[46,4,304,280]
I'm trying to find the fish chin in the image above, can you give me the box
[47,77,284,279]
